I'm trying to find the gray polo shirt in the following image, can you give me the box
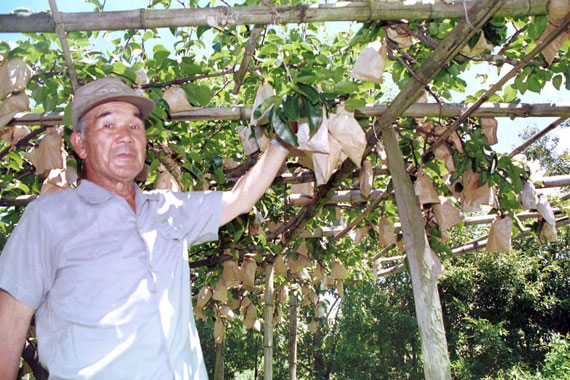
[0,180,223,379]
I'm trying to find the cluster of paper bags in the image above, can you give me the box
[195,240,347,340]
[0,58,33,145]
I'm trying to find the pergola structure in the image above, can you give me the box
[0,0,569,379]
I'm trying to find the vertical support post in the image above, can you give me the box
[381,125,452,380]
[264,262,274,380]
[214,341,225,380]
[288,295,298,380]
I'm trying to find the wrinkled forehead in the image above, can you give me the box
[83,101,144,123]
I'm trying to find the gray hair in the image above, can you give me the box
[76,116,87,139]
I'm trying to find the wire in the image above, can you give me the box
[460,0,478,32]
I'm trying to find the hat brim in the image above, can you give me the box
[74,95,156,128]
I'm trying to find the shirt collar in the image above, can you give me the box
[76,180,142,205]
[76,179,162,211]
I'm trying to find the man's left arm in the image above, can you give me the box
[220,143,287,226]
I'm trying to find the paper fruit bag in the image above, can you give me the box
[486,215,512,253]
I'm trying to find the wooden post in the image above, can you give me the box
[214,341,225,380]
[288,295,298,380]
[264,262,274,380]
[381,125,451,379]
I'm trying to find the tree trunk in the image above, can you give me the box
[288,295,298,380]
[214,342,225,380]
[264,262,274,380]
[381,125,452,379]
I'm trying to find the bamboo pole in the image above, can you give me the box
[214,341,225,380]
[233,27,264,95]
[288,175,570,206]
[509,117,569,157]
[0,0,548,33]
[263,262,274,380]
[3,174,568,208]
[288,295,298,380]
[48,0,79,93]
[298,209,566,238]
[8,103,570,126]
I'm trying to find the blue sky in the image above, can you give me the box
[1,0,568,155]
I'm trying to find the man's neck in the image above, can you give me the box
[85,175,137,212]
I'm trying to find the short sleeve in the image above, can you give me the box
[183,191,223,246]
[0,201,57,309]
[152,190,223,246]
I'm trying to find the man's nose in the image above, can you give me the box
[115,124,134,143]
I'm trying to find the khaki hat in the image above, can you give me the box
[71,78,155,130]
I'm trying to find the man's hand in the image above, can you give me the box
[0,290,34,380]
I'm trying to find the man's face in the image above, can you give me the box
[71,101,147,185]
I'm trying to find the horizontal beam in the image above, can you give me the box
[0,0,548,33]
[2,174,568,209]
[298,209,567,238]
[289,175,570,206]
[8,103,570,126]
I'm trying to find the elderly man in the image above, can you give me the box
[0,78,288,379]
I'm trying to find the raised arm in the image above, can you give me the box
[0,289,35,380]
[220,142,288,226]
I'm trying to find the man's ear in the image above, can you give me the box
[70,131,87,160]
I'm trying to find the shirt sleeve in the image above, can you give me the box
[0,200,57,309]
[182,191,223,246]
[153,190,223,246]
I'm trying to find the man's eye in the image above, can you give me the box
[103,123,113,128]
[130,124,140,129]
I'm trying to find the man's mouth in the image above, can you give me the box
[114,148,136,160]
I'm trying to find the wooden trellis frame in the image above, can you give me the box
[1,1,569,379]
[0,0,549,32]
[7,102,570,126]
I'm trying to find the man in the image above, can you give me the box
[0,78,288,379]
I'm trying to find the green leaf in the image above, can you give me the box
[283,95,301,121]
[214,167,226,185]
[553,75,563,90]
[184,83,211,107]
[62,103,72,127]
[527,74,542,93]
[344,97,366,110]
[188,151,203,163]
[296,71,317,85]
[196,26,209,38]
[233,227,244,243]
[302,98,323,135]
[295,83,320,105]
[259,43,279,57]
[335,80,358,95]
[502,85,517,102]
[270,108,298,147]
[528,16,547,39]
[112,62,137,82]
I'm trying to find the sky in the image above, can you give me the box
[1,0,568,156]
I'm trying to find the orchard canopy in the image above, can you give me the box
[0,0,569,379]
